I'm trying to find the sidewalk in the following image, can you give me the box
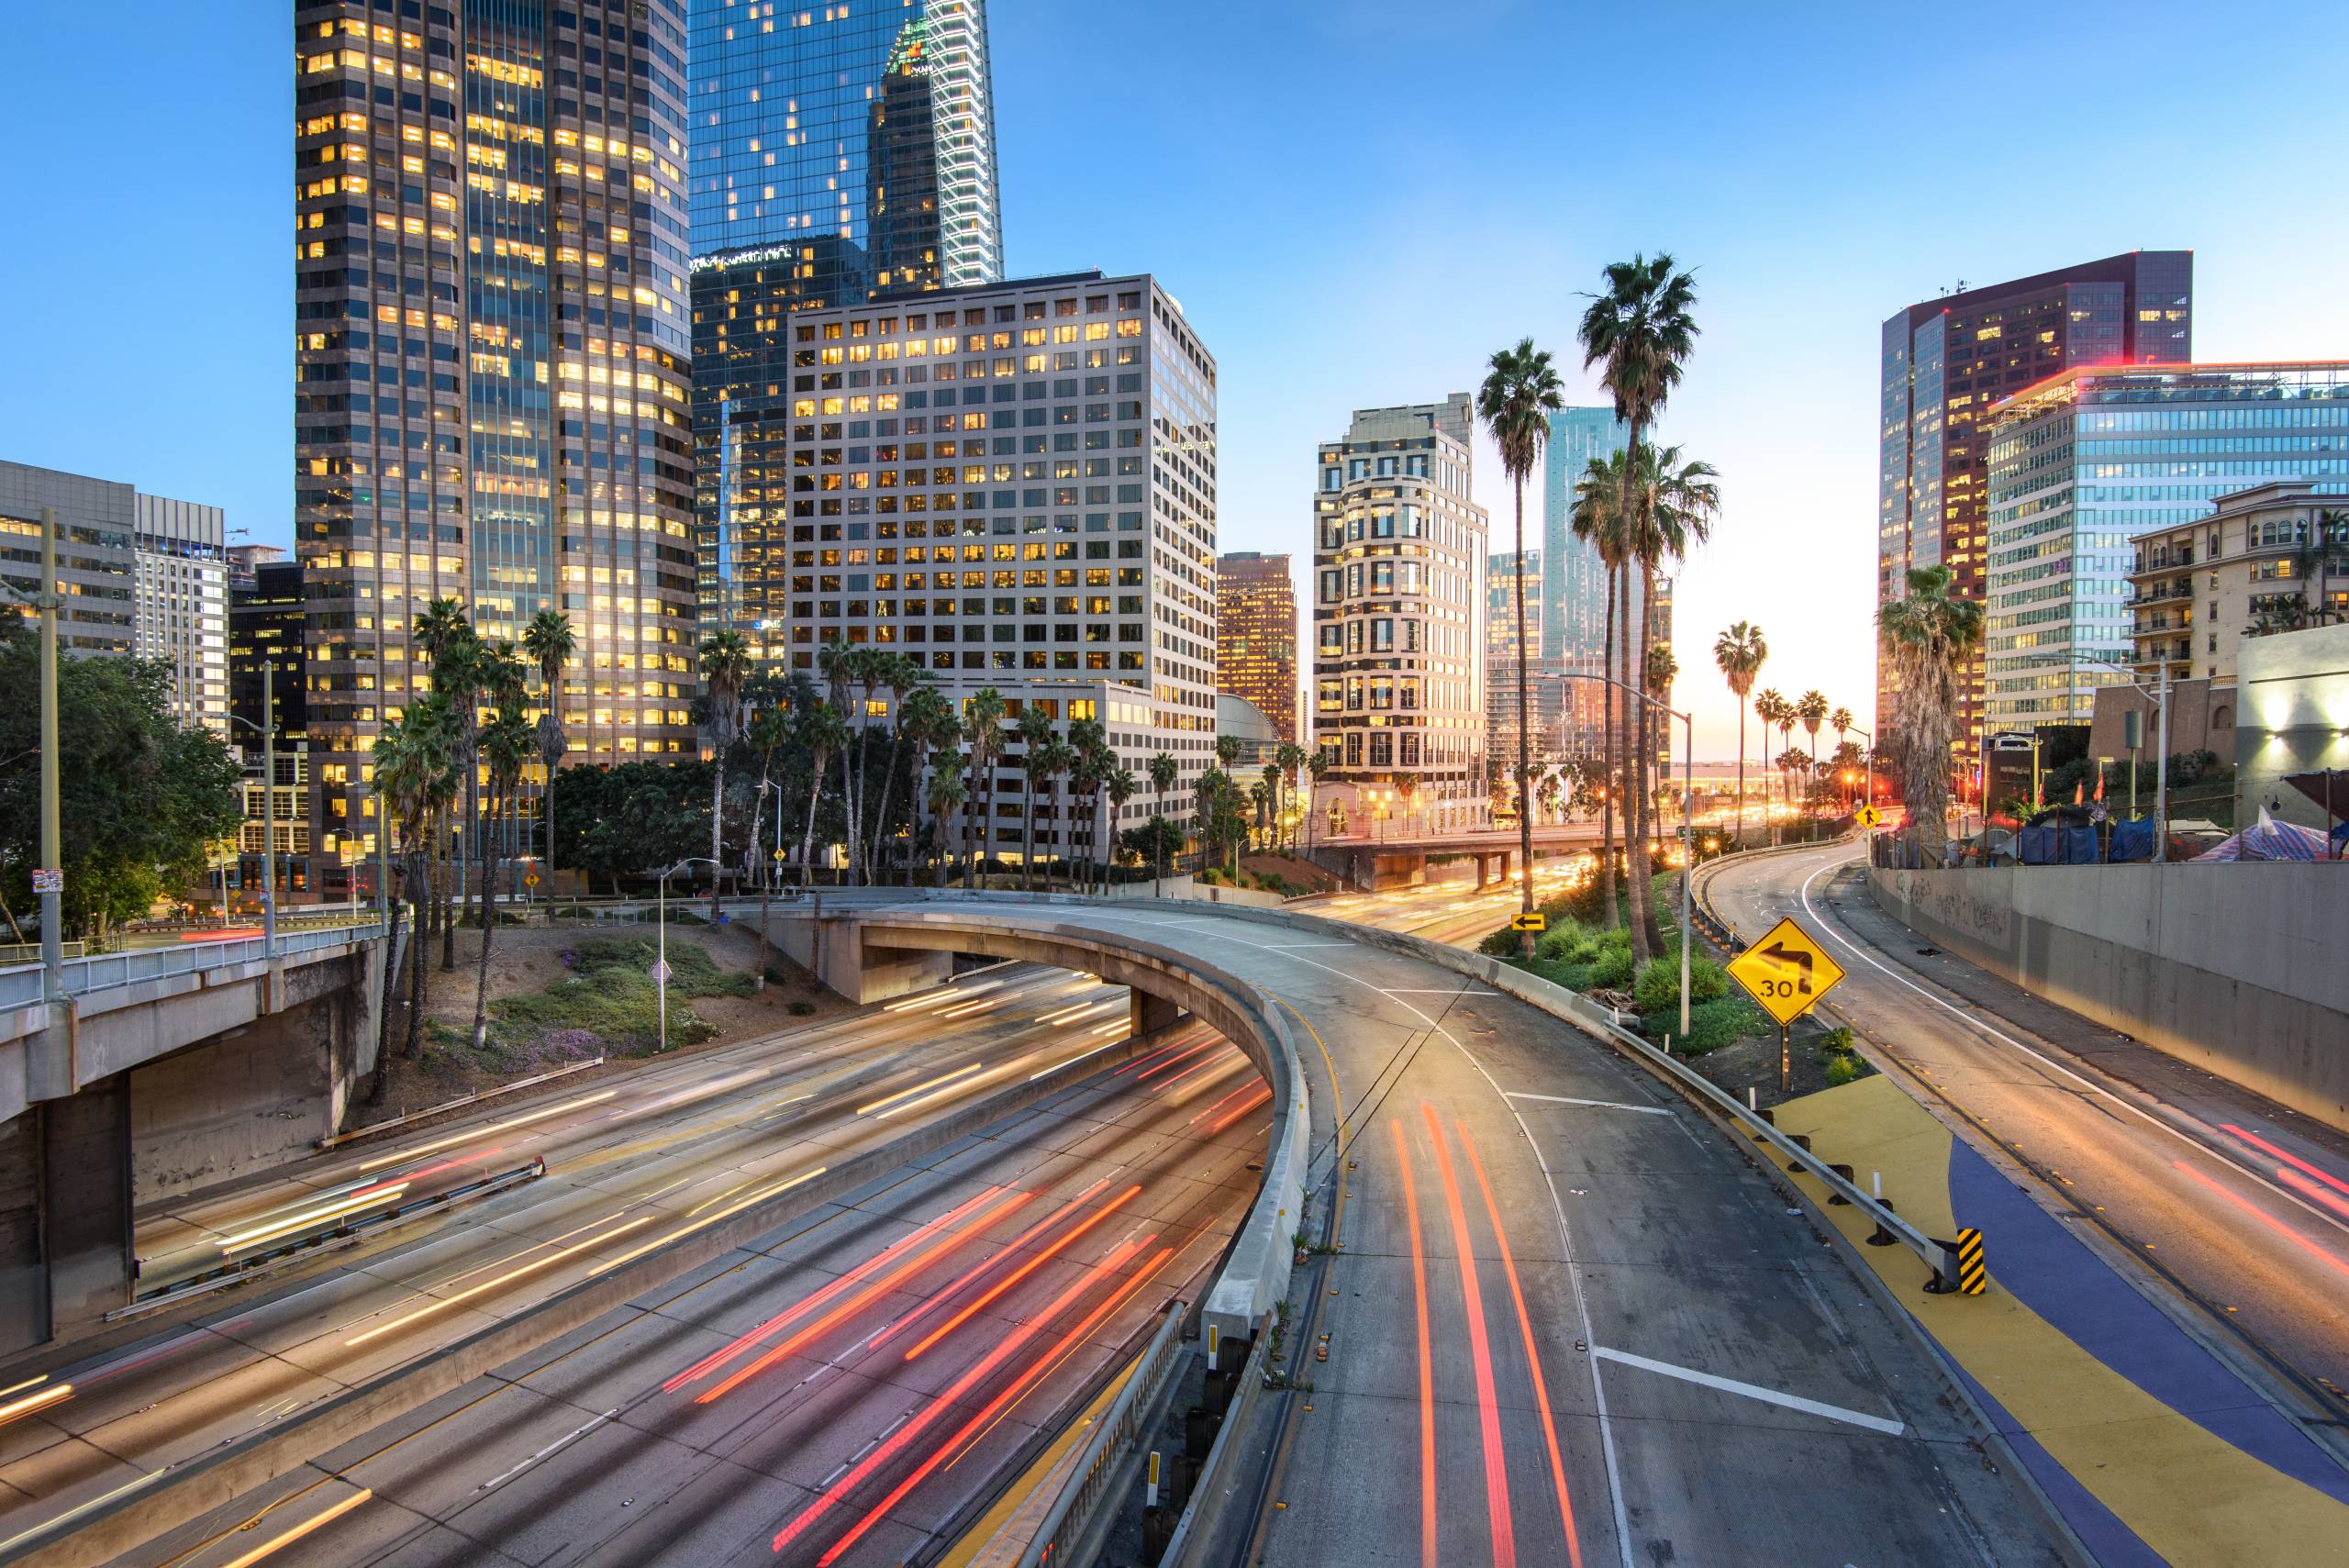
[1777,1073,2349,1565]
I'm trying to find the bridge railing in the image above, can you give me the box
[0,920,384,1017]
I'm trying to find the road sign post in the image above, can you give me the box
[1726,916,1847,1092]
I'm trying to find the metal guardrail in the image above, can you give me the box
[117,1157,546,1317]
[1160,1328,1273,1568]
[1018,1303,1189,1568]
[0,920,385,1015]
[316,1057,606,1150]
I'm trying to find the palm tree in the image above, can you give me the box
[861,654,920,882]
[796,702,850,887]
[1753,689,1789,844]
[1776,749,1812,824]
[697,629,751,918]
[1572,452,1631,930]
[520,608,575,896]
[847,648,887,884]
[1304,751,1330,852]
[926,764,967,889]
[1105,766,1136,893]
[468,642,528,938]
[1033,733,1075,891]
[1615,442,1717,957]
[1067,717,1109,893]
[370,699,455,1077]
[1475,337,1565,956]
[1714,622,1766,847]
[1581,251,1700,970]
[741,702,791,981]
[471,702,532,1050]
[1829,705,1856,809]
[1273,742,1306,850]
[1260,762,1283,853]
[896,684,956,886]
[818,640,858,879]
[1878,564,1986,864]
[1148,751,1179,895]
[1014,707,1058,892]
[1798,690,1829,775]
[419,611,481,972]
[962,688,1008,889]
[1215,733,1241,771]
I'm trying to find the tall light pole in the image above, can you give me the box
[655,856,721,1052]
[37,509,61,1002]
[2081,655,2171,862]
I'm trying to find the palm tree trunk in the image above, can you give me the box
[1510,474,1536,957]
[870,722,906,882]
[799,765,823,890]
[1598,567,1620,931]
[370,876,405,1102]
[709,749,727,921]
[1733,697,1747,846]
[405,850,431,1059]
[1021,776,1038,893]
[472,792,499,1049]
[1635,569,1664,958]
[963,755,984,891]
[839,737,858,887]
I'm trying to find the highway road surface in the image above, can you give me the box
[1698,841,2349,1433]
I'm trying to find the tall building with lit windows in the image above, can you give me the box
[1539,406,1627,758]
[1485,548,1546,774]
[294,1,696,898]
[734,271,1218,862]
[1311,395,1489,835]
[689,0,1005,647]
[1877,251,2192,762]
[1215,551,1297,746]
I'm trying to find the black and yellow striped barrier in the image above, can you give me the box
[1955,1227,1987,1295]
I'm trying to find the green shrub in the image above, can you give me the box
[786,999,817,1017]
[1536,929,1575,962]
[1586,943,1634,989]
[1631,949,1729,1013]
[1477,927,1520,957]
[1641,992,1771,1055]
[1824,1053,1870,1086]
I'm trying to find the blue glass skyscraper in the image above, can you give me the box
[1538,406,1628,754]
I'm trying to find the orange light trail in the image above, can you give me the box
[214,1488,373,1568]
[1189,1080,1264,1129]
[355,1090,616,1171]
[2174,1161,2349,1279]
[1200,1083,1272,1137]
[0,1383,72,1429]
[769,1236,1149,1559]
[1152,1048,1240,1095]
[591,1164,829,1274]
[1458,1119,1584,1568]
[900,1184,1142,1362]
[810,1246,1175,1565]
[855,1062,985,1116]
[2221,1123,2349,1200]
[2277,1165,2349,1222]
[662,1185,1009,1393]
[1390,1118,1437,1568]
[692,1188,1035,1403]
[1135,1040,1217,1083]
[870,1179,1111,1351]
[1422,1104,1515,1568]
[1113,1038,1195,1077]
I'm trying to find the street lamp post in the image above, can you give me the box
[2081,655,2171,862]
[220,662,281,959]
[37,510,61,1003]
[1534,671,1697,1040]
[655,857,721,1052]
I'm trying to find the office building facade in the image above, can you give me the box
[1214,551,1297,746]
[295,1,696,895]
[704,272,1217,859]
[2128,480,2349,687]
[1539,406,1628,759]
[1311,395,1488,834]
[1485,547,1548,779]
[0,462,228,731]
[1878,251,2193,755]
[690,1,1005,645]
[1986,361,2349,730]
[229,558,319,902]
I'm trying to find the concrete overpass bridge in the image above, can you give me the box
[0,924,388,1353]
[1305,820,1606,890]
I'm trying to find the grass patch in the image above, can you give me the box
[1640,993,1773,1055]
[454,937,754,1063]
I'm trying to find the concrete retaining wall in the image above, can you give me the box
[1867,863,2349,1133]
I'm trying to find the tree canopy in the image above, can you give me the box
[0,622,240,935]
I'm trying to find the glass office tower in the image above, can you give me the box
[1539,406,1628,758]
[1876,251,2193,758]
[295,2,696,896]
[1985,361,2349,730]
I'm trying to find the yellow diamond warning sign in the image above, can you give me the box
[1727,916,1846,1028]
[1854,804,1884,829]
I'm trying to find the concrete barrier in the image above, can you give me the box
[1867,862,2349,1134]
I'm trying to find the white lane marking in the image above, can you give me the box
[1382,986,1505,995]
[1787,852,2349,1240]
[1256,942,1359,950]
[479,1407,622,1490]
[1591,1346,1905,1437]
[1504,1093,1672,1118]
[1111,917,1637,1565]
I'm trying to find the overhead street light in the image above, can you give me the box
[655,857,723,1052]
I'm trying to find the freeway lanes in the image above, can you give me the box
[0,963,1162,1551]
[1700,841,2349,1425]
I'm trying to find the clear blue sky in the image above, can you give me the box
[4,0,2344,755]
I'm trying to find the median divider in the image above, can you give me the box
[0,1016,1195,1568]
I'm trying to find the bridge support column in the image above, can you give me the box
[1474,854,1488,892]
[44,1073,132,1329]
[1130,988,1184,1037]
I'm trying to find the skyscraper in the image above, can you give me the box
[1,462,227,733]
[1311,395,1488,834]
[1540,406,1628,758]
[294,2,696,897]
[1215,551,1297,746]
[1485,547,1545,777]
[1987,361,2349,730]
[689,1,1007,648]
[715,272,1219,861]
[1877,250,2192,756]
[688,0,1000,289]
